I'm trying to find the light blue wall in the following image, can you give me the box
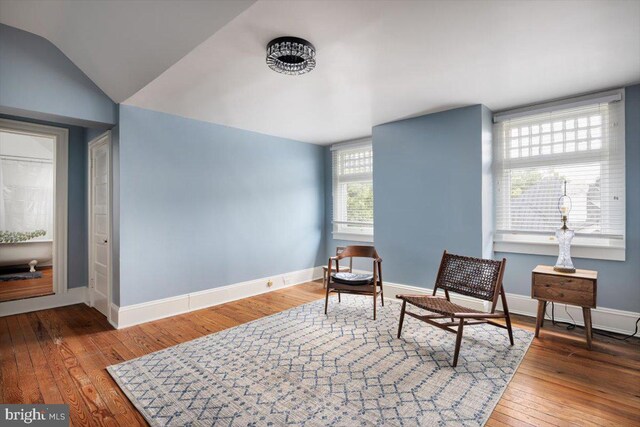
[496,84,640,312]
[0,114,93,289]
[117,105,325,306]
[330,87,638,312]
[0,24,116,128]
[371,105,489,288]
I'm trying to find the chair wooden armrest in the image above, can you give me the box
[397,294,440,299]
[323,267,351,273]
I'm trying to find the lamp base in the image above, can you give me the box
[553,266,576,273]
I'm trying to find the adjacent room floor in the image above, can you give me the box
[0,267,53,302]
[0,281,638,426]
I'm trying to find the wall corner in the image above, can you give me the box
[481,105,494,259]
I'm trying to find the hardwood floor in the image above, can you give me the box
[0,267,53,302]
[1,281,638,426]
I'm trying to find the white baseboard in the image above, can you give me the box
[112,266,323,329]
[109,303,119,329]
[381,281,639,336]
[0,286,88,317]
[105,267,639,336]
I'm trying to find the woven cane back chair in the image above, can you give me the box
[324,245,384,319]
[397,250,513,367]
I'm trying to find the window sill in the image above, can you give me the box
[494,240,625,261]
[332,232,374,243]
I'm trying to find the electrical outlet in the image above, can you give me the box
[267,280,273,288]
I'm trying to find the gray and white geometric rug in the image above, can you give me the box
[108,295,533,426]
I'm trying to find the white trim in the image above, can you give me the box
[109,303,119,329]
[331,141,374,240]
[379,281,639,336]
[493,240,625,261]
[0,286,87,317]
[112,266,323,329]
[332,232,374,243]
[87,132,113,325]
[55,129,68,294]
[493,89,623,123]
[0,118,68,296]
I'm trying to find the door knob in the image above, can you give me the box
[103,239,108,243]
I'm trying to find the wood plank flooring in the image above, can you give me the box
[1,281,638,426]
[0,267,53,302]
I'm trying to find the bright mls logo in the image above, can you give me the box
[1,405,69,426]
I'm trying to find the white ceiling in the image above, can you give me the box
[0,0,255,103]
[124,0,640,144]
[2,1,639,144]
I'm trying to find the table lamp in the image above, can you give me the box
[554,182,576,273]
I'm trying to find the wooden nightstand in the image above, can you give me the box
[531,265,598,349]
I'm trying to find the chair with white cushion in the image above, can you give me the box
[324,245,384,319]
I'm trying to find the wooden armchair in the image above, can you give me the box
[322,246,352,288]
[397,250,513,367]
[324,245,384,319]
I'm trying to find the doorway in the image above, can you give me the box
[0,119,68,303]
[88,132,111,319]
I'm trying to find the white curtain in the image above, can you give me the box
[1,158,54,240]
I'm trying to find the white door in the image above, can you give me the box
[89,134,110,318]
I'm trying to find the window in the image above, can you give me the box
[331,140,373,241]
[493,90,625,260]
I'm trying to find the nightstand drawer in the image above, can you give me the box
[532,273,595,307]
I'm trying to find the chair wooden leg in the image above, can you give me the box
[535,300,545,338]
[452,318,465,367]
[378,262,384,307]
[373,285,377,320]
[324,285,330,315]
[337,291,341,302]
[505,314,514,346]
[444,290,454,322]
[583,307,593,350]
[500,289,514,345]
[397,300,406,338]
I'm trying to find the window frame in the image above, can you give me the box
[331,139,374,242]
[492,89,626,261]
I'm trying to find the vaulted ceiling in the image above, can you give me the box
[0,0,255,103]
[1,0,639,144]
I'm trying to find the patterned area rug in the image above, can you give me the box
[108,295,532,426]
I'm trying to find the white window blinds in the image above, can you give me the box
[493,90,625,250]
[331,141,373,237]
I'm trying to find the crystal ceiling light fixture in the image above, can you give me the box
[266,36,316,75]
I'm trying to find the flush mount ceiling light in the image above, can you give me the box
[266,37,316,75]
